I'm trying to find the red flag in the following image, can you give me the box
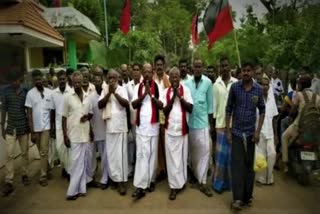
[120,0,131,35]
[53,0,61,7]
[203,0,234,50]
[191,13,199,45]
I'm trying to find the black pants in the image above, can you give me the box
[231,134,255,203]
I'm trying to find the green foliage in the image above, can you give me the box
[196,1,320,72]
[68,0,105,36]
[109,30,162,65]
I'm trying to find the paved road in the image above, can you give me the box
[0,159,319,214]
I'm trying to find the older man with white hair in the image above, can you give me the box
[131,63,163,200]
[161,67,193,200]
[62,71,94,200]
[98,69,130,196]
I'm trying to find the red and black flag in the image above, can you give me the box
[120,0,131,35]
[203,0,234,49]
[191,12,199,45]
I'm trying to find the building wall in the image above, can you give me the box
[0,43,24,84]
[29,48,44,69]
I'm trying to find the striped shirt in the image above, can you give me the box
[226,81,265,137]
[2,86,29,136]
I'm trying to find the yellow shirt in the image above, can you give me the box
[213,76,237,128]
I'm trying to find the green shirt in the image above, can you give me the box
[185,75,213,129]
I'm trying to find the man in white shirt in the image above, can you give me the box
[120,64,131,86]
[153,55,170,182]
[131,63,163,200]
[272,69,284,97]
[88,72,109,189]
[62,71,94,200]
[212,57,237,193]
[80,67,95,97]
[179,59,191,85]
[25,70,52,186]
[161,67,193,200]
[256,77,278,185]
[126,63,143,177]
[98,70,130,195]
[50,70,72,178]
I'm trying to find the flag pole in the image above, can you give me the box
[229,5,241,68]
[104,0,109,47]
[233,29,241,68]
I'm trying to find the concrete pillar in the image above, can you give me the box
[67,37,77,69]
[24,46,30,71]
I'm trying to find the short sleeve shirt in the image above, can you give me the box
[2,86,29,135]
[185,75,213,129]
[51,86,73,130]
[62,92,92,143]
[89,91,106,141]
[99,85,128,133]
[25,87,52,132]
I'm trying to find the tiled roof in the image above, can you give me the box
[0,0,64,42]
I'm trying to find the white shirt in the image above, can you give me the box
[154,74,169,92]
[213,76,238,128]
[62,92,92,143]
[260,95,278,139]
[272,78,284,96]
[161,85,193,136]
[51,85,73,130]
[83,82,96,97]
[102,81,108,89]
[89,91,106,141]
[126,77,143,101]
[99,85,128,133]
[25,87,52,132]
[132,83,162,136]
[126,78,143,124]
[180,74,191,85]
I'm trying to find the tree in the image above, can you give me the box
[68,0,105,36]
[109,30,162,65]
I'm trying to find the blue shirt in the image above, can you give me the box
[185,75,213,129]
[226,80,265,137]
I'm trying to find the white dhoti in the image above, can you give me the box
[96,140,105,158]
[165,133,188,189]
[128,125,136,175]
[98,140,109,185]
[189,128,210,184]
[48,137,58,168]
[133,134,159,189]
[55,129,71,173]
[67,143,92,197]
[105,133,128,182]
[86,143,97,179]
[256,135,276,184]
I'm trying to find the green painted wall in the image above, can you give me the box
[67,38,77,69]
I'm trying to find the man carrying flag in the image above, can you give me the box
[203,0,234,49]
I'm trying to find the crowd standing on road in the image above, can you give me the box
[1,55,320,211]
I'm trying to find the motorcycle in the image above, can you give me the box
[288,137,320,186]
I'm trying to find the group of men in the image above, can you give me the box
[5,54,317,210]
